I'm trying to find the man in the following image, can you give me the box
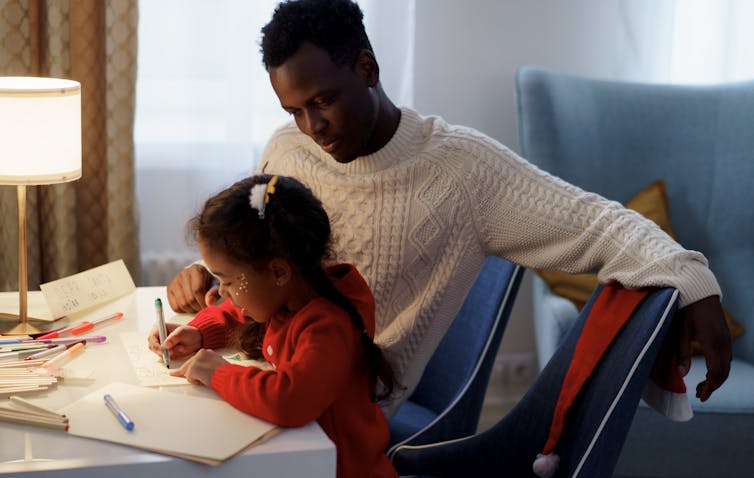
[167,0,730,416]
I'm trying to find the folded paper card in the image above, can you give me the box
[60,381,278,464]
[40,259,136,319]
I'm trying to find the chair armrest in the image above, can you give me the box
[532,275,579,370]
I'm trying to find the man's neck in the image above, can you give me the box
[364,86,401,156]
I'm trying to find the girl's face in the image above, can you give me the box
[199,241,285,324]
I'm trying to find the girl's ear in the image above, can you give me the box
[268,258,292,287]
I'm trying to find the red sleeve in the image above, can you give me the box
[187,300,246,349]
[210,306,360,427]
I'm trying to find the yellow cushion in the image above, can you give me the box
[534,179,744,353]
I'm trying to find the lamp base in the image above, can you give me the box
[0,312,59,335]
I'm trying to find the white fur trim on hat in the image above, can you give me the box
[533,452,560,478]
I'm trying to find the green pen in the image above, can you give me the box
[0,345,53,360]
[1,344,53,353]
[154,298,170,369]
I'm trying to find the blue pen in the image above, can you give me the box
[0,339,26,345]
[104,394,134,431]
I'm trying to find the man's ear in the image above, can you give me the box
[356,49,379,88]
[268,258,292,286]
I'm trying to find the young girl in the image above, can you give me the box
[149,174,397,478]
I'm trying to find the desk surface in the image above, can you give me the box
[0,287,336,477]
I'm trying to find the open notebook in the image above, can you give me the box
[60,381,278,465]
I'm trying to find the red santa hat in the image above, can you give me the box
[532,283,688,478]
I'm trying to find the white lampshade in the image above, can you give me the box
[0,76,82,185]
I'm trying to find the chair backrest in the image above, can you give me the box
[516,66,754,361]
[389,286,679,477]
[391,256,523,447]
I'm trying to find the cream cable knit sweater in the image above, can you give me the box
[259,107,721,415]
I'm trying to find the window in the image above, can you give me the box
[134,0,415,285]
[134,0,288,284]
[670,0,754,83]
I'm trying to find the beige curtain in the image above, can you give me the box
[0,0,139,290]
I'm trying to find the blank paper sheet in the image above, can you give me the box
[60,381,277,464]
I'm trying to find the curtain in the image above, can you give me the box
[669,0,754,84]
[0,0,139,291]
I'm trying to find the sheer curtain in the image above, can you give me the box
[134,0,415,285]
[669,0,754,83]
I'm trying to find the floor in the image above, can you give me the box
[477,352,538,432]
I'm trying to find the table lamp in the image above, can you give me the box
[0,77,82,335]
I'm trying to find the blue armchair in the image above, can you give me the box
[516,66,754,477]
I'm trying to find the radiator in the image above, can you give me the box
[140,251,199,287]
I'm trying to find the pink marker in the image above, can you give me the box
[71,312,124,335]
[36,325,79,340]
[37,312,123,340]
[0,335,107,346]
[31,336,107,345]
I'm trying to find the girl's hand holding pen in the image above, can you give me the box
[147,324,202,360]
[169,348,225,386]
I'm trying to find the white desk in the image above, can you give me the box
[0,287,336,477]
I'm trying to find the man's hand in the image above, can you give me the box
[167,263,216,313]
[675,295,732,401]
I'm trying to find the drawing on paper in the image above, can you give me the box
[120,331,188,387]
[120,332,273,387]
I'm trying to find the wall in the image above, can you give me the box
[411,0,675,361]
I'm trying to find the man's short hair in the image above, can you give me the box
[260,0,373,70]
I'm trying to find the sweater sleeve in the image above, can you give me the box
[210,308,360,427]
[465,139,721,307]
[187,299,246,349]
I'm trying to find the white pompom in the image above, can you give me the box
[532,452,560,478]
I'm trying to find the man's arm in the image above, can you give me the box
[462,140,732,399]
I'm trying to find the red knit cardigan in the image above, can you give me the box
[189,264,397,478]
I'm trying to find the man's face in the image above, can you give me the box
[269,42,378,163]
